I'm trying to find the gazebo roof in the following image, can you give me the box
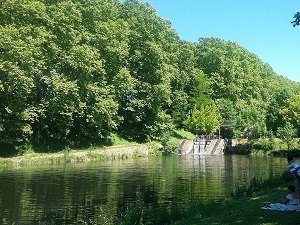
[220,121,234,127]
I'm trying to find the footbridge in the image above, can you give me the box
[178,135,228,155]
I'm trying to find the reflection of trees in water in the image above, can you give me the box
[41,182,161,224]
[41,200,96,224]
[117,183,159,218]
[0,156,287,224]
[74,200,96,224]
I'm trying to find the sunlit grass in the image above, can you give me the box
[108,133,138,146]
[0,130,193,168]
[173,129,195,139]
[0,144,151,168]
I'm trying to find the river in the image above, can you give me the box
[0,154,288,224]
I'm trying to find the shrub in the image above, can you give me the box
[161,138,180,155]
[251,138,274,152]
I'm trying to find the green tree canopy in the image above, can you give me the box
[184,104,222,134]
[277,122,297,150]
[1,0,300,153]
[292,12,300,27]
[280,93,300,133]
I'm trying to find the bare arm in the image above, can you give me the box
[282,197,290,204]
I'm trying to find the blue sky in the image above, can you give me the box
[130,0,300,83]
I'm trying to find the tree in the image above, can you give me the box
[280,93,300,136]
[1,0,300,153]
[0,0,123,150]
[215,98,237,122]
[266,89,292,134]
[118,0,178,141]
[0,17,49,148]
[168,40,198,128]
[184,104,222,134]
[236,105,267,139]
[292,12,300,27]
[195,37,300,137]
[277,122,297,150]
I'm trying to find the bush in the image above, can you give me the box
[251,138,274,152]
[16,143,35,156]
[161,138,180,155]
[146,141,162,156]
[231,142,251,155]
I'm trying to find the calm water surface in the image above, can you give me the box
[0,155,287,224]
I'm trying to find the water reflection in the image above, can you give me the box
[0,155,287,224]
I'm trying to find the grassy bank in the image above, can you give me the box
[0,144,151,167]
[171,184,300,225]
[115,172,300,225]
[0,129,194,168]
[232,137,300,156]
[172,185,300,225]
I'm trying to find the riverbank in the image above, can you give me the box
[171,183,300,225]
[232,137,300,156]
[115,172,299,225]
[0,144,152,168]
[0,129,195,167]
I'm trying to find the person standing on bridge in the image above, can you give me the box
[287,155,300,196]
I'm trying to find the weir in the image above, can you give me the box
[193,139,207,155]
[178,139,194,155]
[179,135,228,155]
[179,121,235,155]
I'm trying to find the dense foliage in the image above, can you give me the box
[1,0,300,153]
[292,12,300,27]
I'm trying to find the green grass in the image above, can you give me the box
[171,172,300,225]
[115,172,300,225]
[0,131,168,167]
[172,186,300,225]
[0,143,150,168]
[115,185,300,225]
[108,133,138,146]
[173,129,195,140]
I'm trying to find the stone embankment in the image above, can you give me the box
[73,145,150,158]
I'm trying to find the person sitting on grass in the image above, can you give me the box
[261,184,300,211]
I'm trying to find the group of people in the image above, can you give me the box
[261,155,300,211]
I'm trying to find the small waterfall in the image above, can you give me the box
[199,140,206,155]
[193,141,200,154]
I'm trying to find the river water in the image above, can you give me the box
[0,155,288,224]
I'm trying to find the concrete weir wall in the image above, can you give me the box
[179,138,226,155]
[178,140,194,155]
